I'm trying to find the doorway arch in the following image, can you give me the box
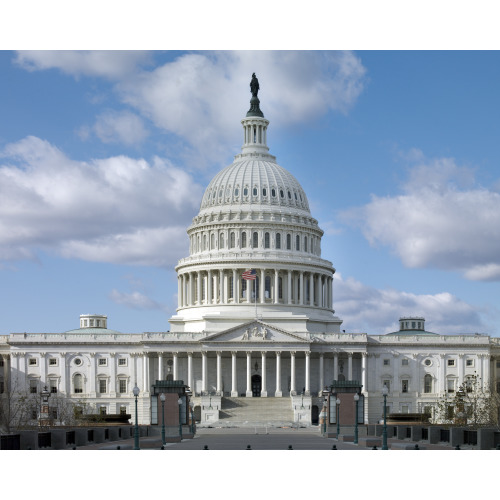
[251,374,262,397]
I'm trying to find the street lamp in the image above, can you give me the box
[353,393,360,445]
[321,399,328,435]
[178,397,183,440]
[382,384,388,450]
[133,384,140,450]
[160,393,166,446]
[336,397,341,437]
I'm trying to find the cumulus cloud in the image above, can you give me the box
[13,51,152,79]
[340,154,500,281]
[334,274,487,334]
[0,136,203,266]
[109,289,165,310]
[92,110,148,145]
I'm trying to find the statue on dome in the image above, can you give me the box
[250,73,259,97]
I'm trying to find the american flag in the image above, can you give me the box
[242,269,257,280]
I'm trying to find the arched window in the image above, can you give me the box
[296,235,300,251]
[278,277,283,299]
[253,186,258,196]
[219,233,224,249]
[253,232,258,248]
[230,232,235,249]
[241,232,247,248]
[203,234,207,250]
[424,374,432,393]
[211,233,215,250]
[74,374,83,394]
[286,234,291,250]
[265,275,271,299]
[304,236,308,252]
[264,232,270,249]
[276,233,281,249]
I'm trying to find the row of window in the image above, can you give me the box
[382,358,475,367]
[206,185,305,204]
[192,230,319,254]
[28,357,128,367]
[382,374,477,394]
[29,377,129,395]
[80,318,107,328]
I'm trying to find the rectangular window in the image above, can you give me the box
[447,359,455,367]
[90,319,94,327]
[466,359,474,367]
[423,406,432,416]
[49,358,57,366]
[120,406,127,415]
[402,358,409,366]
[383,380,390,392]
[447,379,455,393]
[30,380,38,394]
[51,409,58,419]
[29,358,37,366]
[119,380,127,394]
[99,406,107,415]
[383,359,390,366]
[446,405,454,419]
[99,379,107,394]
[49,379,57,394]
[401,405,409,413]
[98,358,107,366]
[402,380,409,393]
[118,358,127,366]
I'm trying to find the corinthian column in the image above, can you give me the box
[275,352,282,397]
[246,352,252,397]
[261,352,267,397]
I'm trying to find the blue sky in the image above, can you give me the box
[1,50,499,335]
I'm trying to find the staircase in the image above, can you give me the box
[214,397,295,427]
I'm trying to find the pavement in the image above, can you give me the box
[76,426,465,450]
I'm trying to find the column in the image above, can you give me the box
[305,351,310,395]
[216,351,222,395]
[158,352,163,380]
[201,352,207,393]
[233,269,239,304]
[207,270,212,304]
[309,273,314,306]
[439,354,445,393]
[458,353,464,385]
[333,352,338,381]
[290,351,296,395]
[197,272,202,305]
[143,354,149,393]
[393,354,399,393]
[348,352,353,381]
[275,352,282,397]
[287,271,292,305]
[89,353,96,396]
[219,270,225,304]
[173,352,178,380]
[299,271,304,305]
[319,353,324,394]
[132,353,138,387]
[231,351,238,397]
[177,276,182,307]
[246,352,252,397]
[60,353,67,394]
[274,269,279,304]
[260,269,265,304]
[261,352,267,397]
[39,352,46,386]
[478,354,484,389]
[187,352,193,391]
[214,270,219,303]
[361,353,367,393]
[182,274,187,307]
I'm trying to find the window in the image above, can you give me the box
[98,358,107,366]
[446,405,454,419]
[286,234,291,250]
[119,380,127,394]
[424,359,432,366]
[230,232,235,248]
[219,233,224,249]
[74,358,82,366]
[50,379,58,394]
[424,374,432,393]
[276,233,281,249]
[447,379,455,393]
[465,376,474,393]
[96,320,100,327]
[118,358,127,366]
[262,187,267,197]
[49,358,57,366]
[466,359,474,367]
[241,232,247,248]
[29,358,37,366]
[402,358,409,366]
[280,189,284,198]
[295,235,300,251]
[497,361,500,368]
[271,188,276,197]
[423,406,432,416]
[447,359,455,367]
[235,187,239,197]
[253,187,258,196]
[51,409,58,419]
[304,236,308,252]
[252,232,258,248]
[243,187,248,196]
[383,380,390,392]
[383,359,390,366]
[99,379,107,394]
[74,374,83,394]
[402,380,409,393]
[99,407,107,415]
[120,406,127,415]
[401,405,409,414]
[31,410,37,420]
[30,379,38,394]
[90,319,94,327]
[264,232,270,249]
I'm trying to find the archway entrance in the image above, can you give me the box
[251,374,262,397]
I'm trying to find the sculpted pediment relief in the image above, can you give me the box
[203,321,307,343]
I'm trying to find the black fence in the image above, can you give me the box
[38,432,51,448]
[1,434,20,450]
[440,429,450,442]
[463,430,477,446]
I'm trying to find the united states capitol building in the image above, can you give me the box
[1,75,499,428]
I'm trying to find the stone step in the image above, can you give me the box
[218,397,294,424]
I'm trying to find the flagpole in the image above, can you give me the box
[254,275,257,319]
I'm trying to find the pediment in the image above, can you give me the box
[203,321,307,343]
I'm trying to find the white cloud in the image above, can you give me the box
[13,51,152,79]
[334,275,487,334]
[341,154,500,281]
[109,289,164,310]
[93,110,148,145]
[0,136,203,266]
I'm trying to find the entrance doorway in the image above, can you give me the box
[311,405,319,425]
[251,375,262,397]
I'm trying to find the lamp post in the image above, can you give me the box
[133,384,140,450]
[178,397,183,440]
[322,399,327,435]
[382,384,388,450]
[160,393,166,446]
[353,393,359,445]
[336,397,341,437]
[40,385,51,427]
